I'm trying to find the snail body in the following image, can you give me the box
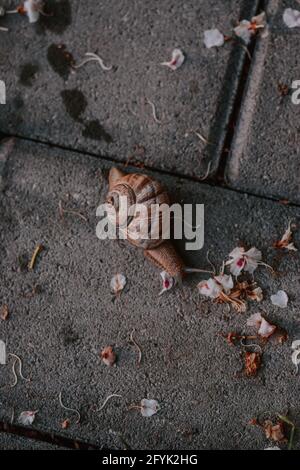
[106,167,186,278]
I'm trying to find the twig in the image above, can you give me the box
[194,131,212,145]
[58,201,88,222]
[28,244,44,270]
[95,393,122,412]
[130,330,142,365]
[58,392,81,424]
[146,98,162,124]
[8,353,30,382]
[73,52,112,71]
[206,250,216,276]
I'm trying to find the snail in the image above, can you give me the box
[106,167,210,281]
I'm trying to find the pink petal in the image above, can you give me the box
[161,49,185,71]
[258,318,276,338]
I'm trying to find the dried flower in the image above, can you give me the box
[198,274,246,312]
[247,312,277,339]
[18,410,37,426]
[244,351,261,376]
[140,399,159,417]
[100,346,117,367]
[61,419,70,429]
[110,273,126,295]
[159,271,174,295]
[226,246,262,276]
[263,420,286,442]
[161,48,185,70]
[291,340,300,374]
[0,304,9,321]
[283,8,300,29]
[271,290,288,308]
[234,12,267,43]
[231,280,263,302]
[273,222,297,251]
[204,29,225,48]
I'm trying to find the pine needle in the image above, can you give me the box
[58,392,81,424]
[28,244,44,270]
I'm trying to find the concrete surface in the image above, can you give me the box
[0,431,66,450]
[0,138,300,450]
[226,1,300,203]
[0,0,259,178]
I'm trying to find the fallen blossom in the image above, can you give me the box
[198,277,222,299]
[18,410,37,426]
[159,271,174,296]
[198,274,246,312]
[110,273,126,295]
[283,8,300,29]
[263,420,286,442]
[61,419,70,429]
[271,290,288,308]
[161,48,185,71]
[273,222,297,251]
[226,246,262,276]
[204,29,225,48]
[141,399,159,417]
[244,351,261,376]
[247,313,276,339]
[0,304,9,321]
[231,280,263,302]
[24,0,42,23]
[291,340,300,373]
[234,12,267,43]
[101,346,117,367]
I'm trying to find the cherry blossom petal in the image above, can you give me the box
[291,340,300,351]
[18,410,37,426]
[234,20,252,43]
[161,49,185,71]
[214,274,233,293]
[258,318,276,338]
[204,29,225,48]
[159,271,174,296]
[141,399,159,417]
[292,350,300,373]
[24,0,41,23]
[110,273,126,295]
[271,290,288,308]
[247,312,262,328]
[283,8,300,28]
[198,278,222,299]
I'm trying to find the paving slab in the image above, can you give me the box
[225,1,300,203]
[0,0,259,178]
[0,138,300,449]
[0,431,66,449]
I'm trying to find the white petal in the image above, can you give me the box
[110,273,127,294]
[271,290,288,308]
[291,340,300,351]
[159,271,174,296]
[258,318,276,338]
[234,21,252,43]
[247,312,262,328]
[286,242,298,252]
[204,29,225,48]
[283,8,300,29]
[228,246,245,260]
[24,0,40,23]
[161,48,185,70]
[18,410,37,426]
[252,12,266,26]
[214,274,233,293]
[229,258,245,276]
[245,247,262,262]
[141,399,159,417]
[292,350,300,372]
[198,278,222,299]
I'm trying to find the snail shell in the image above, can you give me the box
[106,167,185,277]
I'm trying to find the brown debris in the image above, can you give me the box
[263,420,286,442]
[244,351,261,377]
[0,304,9,321]
[100,346,117,367]
[28,244,44,271]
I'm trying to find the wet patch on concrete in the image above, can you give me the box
[82,120,112,143]
[19,63,40,87]
[61,89,87,123]
[37,0,72,35]
[47,44,74,81]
